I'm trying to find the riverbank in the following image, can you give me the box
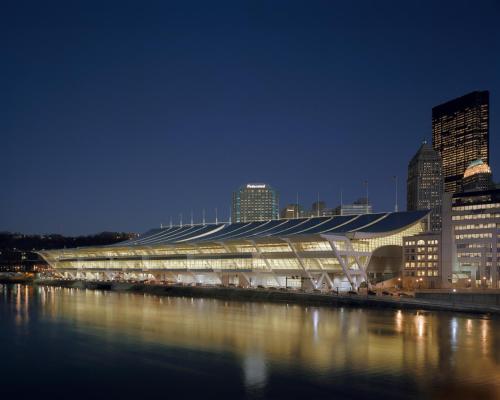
[0,273,34,284]
[30,279,500,316]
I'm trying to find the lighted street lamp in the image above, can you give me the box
[418,277,423,289]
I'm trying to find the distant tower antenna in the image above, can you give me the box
[393,176,399,212]
[364,180,369,211]
[317,192,320,217]
[190,210,194,226]
[215,207,218,224]
[296,192,299,219]
[340,188,343,215]
[277,195,280,220]
[179,213,183,227]
[202,208,206,226]
[169,217,172,228]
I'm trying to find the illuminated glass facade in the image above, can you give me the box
[432,91,489,194]
[39,211,428,292]
[232,183,279,223]
[407,142,443,232]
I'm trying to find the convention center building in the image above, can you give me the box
[39,211,428,291]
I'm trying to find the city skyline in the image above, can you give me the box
[3,3,500,399]
[2,1,499,235]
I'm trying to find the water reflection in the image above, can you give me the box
[243,353,267,392]
[2,284,500,399]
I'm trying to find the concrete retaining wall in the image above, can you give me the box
[416,290,500,306]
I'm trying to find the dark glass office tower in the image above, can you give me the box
[432,90,489,194]
[407,142,443,232]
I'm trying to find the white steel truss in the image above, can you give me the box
[39,218,426,292]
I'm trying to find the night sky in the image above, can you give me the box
[2,1,500,235]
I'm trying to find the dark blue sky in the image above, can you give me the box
[2,1,499,235]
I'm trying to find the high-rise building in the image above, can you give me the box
[432,90,489,194]
[461,159,494,192]
[407,141,443,232]
[450,188,500,288]
[333,198,372,216]
[232,183,279,223]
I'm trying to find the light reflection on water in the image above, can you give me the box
[1,284,500,399]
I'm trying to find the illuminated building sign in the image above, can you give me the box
[246,184,266,189]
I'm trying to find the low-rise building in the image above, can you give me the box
[280,204,306,219]
[333,197,372,216]
[402,233,441,289]
[39,211,428,292]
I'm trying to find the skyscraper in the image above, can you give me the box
[232,183,279,223]
[432,90,489,194]
[407,141,443,232]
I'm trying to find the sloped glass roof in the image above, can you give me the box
[109,210,429,247]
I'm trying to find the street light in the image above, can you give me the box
[418,277,423,289]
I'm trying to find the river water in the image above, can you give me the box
[1,284,500,399]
